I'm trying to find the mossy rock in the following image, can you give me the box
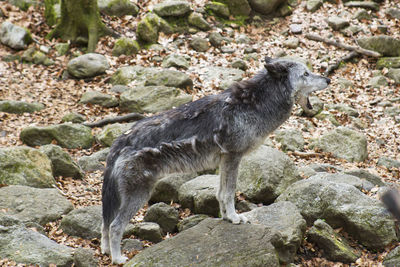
[188,12,211,31]
[0,100,44,114]
[112,38,140,56]
[55,42,69,56]
[22,47,54,66]
[215,0,251,16]
[153,1,191,17]
[136,13,162,44]
[79,91,119,107]
[205,2,230,18]
[377,57,400,69]
[96,123,133,147]
[98,0,139,17]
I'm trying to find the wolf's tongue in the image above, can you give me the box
[306,97,313,109]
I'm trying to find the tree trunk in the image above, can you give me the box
[47,0,112,52]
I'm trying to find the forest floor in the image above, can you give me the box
[1,0,400,266]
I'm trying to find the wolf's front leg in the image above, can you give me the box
[217,153,248,224]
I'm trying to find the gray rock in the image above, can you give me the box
[276,177,397,249]
[144,203,179,233]
[0,185,73,225]
[196,66,244,90]
[208,32,224,47]
[301,95,324,117]
[122,239,144,251]
[153,1,191,17]
[39,144,83,179]
[179,174,220,217]
[387,8,400,20]
[327,16,350,31]
[132,222,163,243]
[243,202,306,263]
[274,128,305,152]
[308,163,343,173]
[120,86,192,113]
[110,65,158,85]
[387,68,400,84]
[237,145,301,204]
[344,169,385,187]
[161,54,190,69]
[377,57,400,69]
[98,0,139,17]
[353,9,371,20]
[205,2,230,18]
[377,157,400,169]
[384,246,400,267]
[231,59,247,70]
[341,25,363,37]
[309,127,368,162]
[22,47,54,66]
[337,77,354,89]
[61,112,85,123]
[344,1,379,11]
[67,53,110,79]
[327,103,359,117]
[283,37,299,49]
[112,37,140,56]
[237,34,251,44]
[306,0,323,12]
[0,21,32,50]
[136,13,161,44]
[188,12,211,31]
[308,219,360,263]
[0,100,44,114]
[110,84,131,93]
[190,37,209,52]
[145,69,193,89]
[310,172,374,191]
[248,0,286,15]
[150,173,197,203]
[20,123,94,149]
[96,123,133,147]
[289,24,302,34]
[368,75,388,88]
[60,206,102,239]
[357,35,400,57]
[0,225,73,266]
[80,91,118,107]
[55,43,69,56]
[0,146,54,188]
[177,214,210,232]
[78,148,110,172]
[126,218,281,267]
[385,106,400,117]
[74,247,98,267]
[235,200,258,212]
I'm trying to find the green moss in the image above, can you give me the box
[112,38,140,56]
[44,0,61,26]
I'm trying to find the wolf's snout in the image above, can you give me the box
[325,77,331,84]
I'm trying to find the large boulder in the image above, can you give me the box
[248,0,286,15]
[110,65,157,85]
[153,1,191,17]
[0,225,73,266]
[0,21,32,50]
[376,57,400,69]
[276,177,397,249]
[178,175,220,217]
[39,144,83,179]
[196,66,244,90]
[120,86,192,113]
[98,0,139,17]
[357,35,400,57]
[150,173,197,203]
[215,0,251,16]
[125,218,280,267]
[387,68,400,84]
[243,202,306,263]
[237,145,301,204]
[67,53,110,79]
[144,69,193,89]
[309,127,368,162]
[20,123,94,149]
[0,100,44,114]
[0,185,73,225]
[0,146,54,188]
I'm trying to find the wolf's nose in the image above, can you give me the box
[325,77,331,84]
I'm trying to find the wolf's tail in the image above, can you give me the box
[102,164,121,228]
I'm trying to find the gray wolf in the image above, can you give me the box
[101,57,330,264]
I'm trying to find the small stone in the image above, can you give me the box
[344,1,379,11]
[0,21,33,50]
[205,2,230,18]
[153,1,191,17]
[387,68,400,84]
[368,75,388,88]
[306,0,323,12]
[161,54,190,70]
[190,37,209,52]
[67,53,110,79]
[237,34,251,44]
[177,214,209,232]
[122,239,144,251]
[289,24,302,34]
[353,9,371,20]
[188,12,211,31]
[79,91,119,108]
[387,8,400,20]
[61,112,85,123]
[74,248,98,267]
[231,59,248,70]
[283,37,299,49]
[0,100,44,114]
[132,222,163,243]
[327,16,350,31]
[110,85,130,93]
[112,38,140,56]
[377,157,400,169]
[144,202,179,233]
[208,32,224,47]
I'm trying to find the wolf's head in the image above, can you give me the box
[264,57,330,110]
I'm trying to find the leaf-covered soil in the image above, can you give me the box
[1,0,400,266]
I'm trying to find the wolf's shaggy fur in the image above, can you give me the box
[101,57,330,264]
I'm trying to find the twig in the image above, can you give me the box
[324,51,359,76]
[83,113,145,128]
[288,151,324,158]
[305,34,381,57]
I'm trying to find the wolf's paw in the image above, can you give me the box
[112,255,128,265]
[226,213,249,224]
[101,243,110,255]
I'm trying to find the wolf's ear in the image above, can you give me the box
[264,56,273,64]
[264,62,288,78]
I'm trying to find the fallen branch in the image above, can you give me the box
[324,51,358,76]
[83,113,145,128]
[305,34,381,57]
[288,151,324,158]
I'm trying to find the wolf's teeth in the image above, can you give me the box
[306,97,313,109]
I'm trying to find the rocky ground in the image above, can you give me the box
[1,0,400,266]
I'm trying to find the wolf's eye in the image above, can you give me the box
[304,72,309,77]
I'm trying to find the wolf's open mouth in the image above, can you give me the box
[298,93,313,110]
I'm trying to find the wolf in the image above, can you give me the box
[101,57,330,264]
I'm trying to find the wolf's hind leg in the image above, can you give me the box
[218,153,248,224]
[109,190,149,264]
[101,222,110,254]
